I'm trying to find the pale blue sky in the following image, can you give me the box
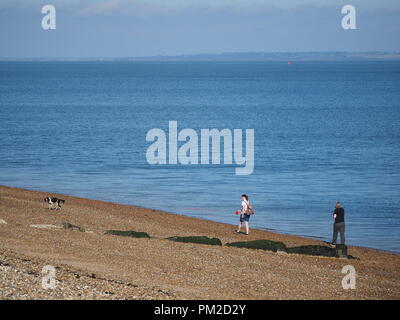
[0,0,399,58]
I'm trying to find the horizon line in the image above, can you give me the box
[1,50,400,62]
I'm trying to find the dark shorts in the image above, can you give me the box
[240,214,250,222]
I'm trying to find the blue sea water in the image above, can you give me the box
[0,61,399,253]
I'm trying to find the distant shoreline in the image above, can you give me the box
[1,51,400,62]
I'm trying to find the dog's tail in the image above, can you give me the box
[59,199,65,204]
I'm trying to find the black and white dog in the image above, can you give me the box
[44,197,65,210]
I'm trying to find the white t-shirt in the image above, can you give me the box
[241,200,248,214]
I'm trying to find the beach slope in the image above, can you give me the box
[0,185,399,299]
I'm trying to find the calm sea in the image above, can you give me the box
[0,61,399,253]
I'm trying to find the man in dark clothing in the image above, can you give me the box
[331,202,345,245]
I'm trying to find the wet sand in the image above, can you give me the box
[0,185,399,300]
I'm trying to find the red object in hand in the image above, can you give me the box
[235,210,240,215]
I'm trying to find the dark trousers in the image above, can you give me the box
[332,222,345,244]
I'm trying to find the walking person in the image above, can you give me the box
[331,202,345,245]
[236,194,251,235]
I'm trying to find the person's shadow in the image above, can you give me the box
[234,230,248,235]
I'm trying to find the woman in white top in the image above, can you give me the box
[235,194,250,235]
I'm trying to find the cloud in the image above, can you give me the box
[76,0,186,18]
[1,0,399,18]
[1,0,399,57]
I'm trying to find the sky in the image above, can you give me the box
[0,0,399,58]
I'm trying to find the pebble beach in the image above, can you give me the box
[0,185,399,300]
